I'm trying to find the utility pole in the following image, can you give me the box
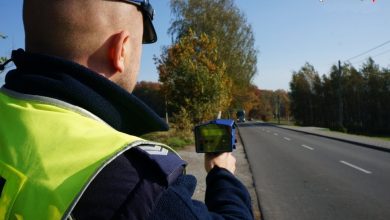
[277,95,281,124]
[165,95,169,124]
[337,60,344,130]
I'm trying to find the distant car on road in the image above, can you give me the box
[236,110,246,123]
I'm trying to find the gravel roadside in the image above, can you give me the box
[177,136,261,219]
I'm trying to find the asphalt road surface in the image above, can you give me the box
[239,122,390,220]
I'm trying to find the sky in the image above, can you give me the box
[1,0,390,91]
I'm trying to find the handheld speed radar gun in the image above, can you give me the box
[194,119,237,153]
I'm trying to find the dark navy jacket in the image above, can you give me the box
[2,49,253,220]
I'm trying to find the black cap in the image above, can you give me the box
[121,0,157,44]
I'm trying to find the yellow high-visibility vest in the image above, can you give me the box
[0,88,177,220]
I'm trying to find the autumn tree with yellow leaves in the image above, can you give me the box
[155,30,232,128]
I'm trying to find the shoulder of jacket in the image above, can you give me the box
[129,143,187,186]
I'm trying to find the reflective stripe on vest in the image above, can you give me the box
[0,88,179,220]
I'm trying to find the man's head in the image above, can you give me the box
[23,0,156,92]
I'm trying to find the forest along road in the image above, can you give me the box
[239,122,390,220]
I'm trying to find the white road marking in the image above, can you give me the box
[273,133,279,136]
[340,160,372,174]
[266,130,270,133]
[301,144,314,150]
[283,137,291,141]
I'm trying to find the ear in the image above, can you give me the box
[109,31,130,73]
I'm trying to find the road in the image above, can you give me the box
[239,122,390,220]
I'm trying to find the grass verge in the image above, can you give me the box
[273,123,390,142]
[267,119,295,126]
[141,128,194,150]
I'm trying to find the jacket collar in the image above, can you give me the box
[3,49,168,136]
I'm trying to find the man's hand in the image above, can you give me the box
[204,152,236,174]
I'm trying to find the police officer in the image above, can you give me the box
[0,0,253,219]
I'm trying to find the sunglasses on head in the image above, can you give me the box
[118,0,157,44]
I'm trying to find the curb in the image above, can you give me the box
[268,123,390,153]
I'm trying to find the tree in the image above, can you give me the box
[360,58,385,134]
[132,81,165,117]
[274,89,290,120]
[342,64,364,132]
[289,58,390,136]
[0,33,8,73]
[289,63,319,125]
[244,88,290,122]
[0,33,8,74]
[382,67,390,133]
[239,84,260,115]
[0,57,6,64]
[169,0,258,108]
[247,89,271,121]
[156,30,232,126]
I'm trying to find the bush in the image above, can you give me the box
[172,107,193,131]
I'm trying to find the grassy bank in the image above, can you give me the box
[141,128,194,149]
[267,119,295,126]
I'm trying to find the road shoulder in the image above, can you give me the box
[177,137,261,219]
